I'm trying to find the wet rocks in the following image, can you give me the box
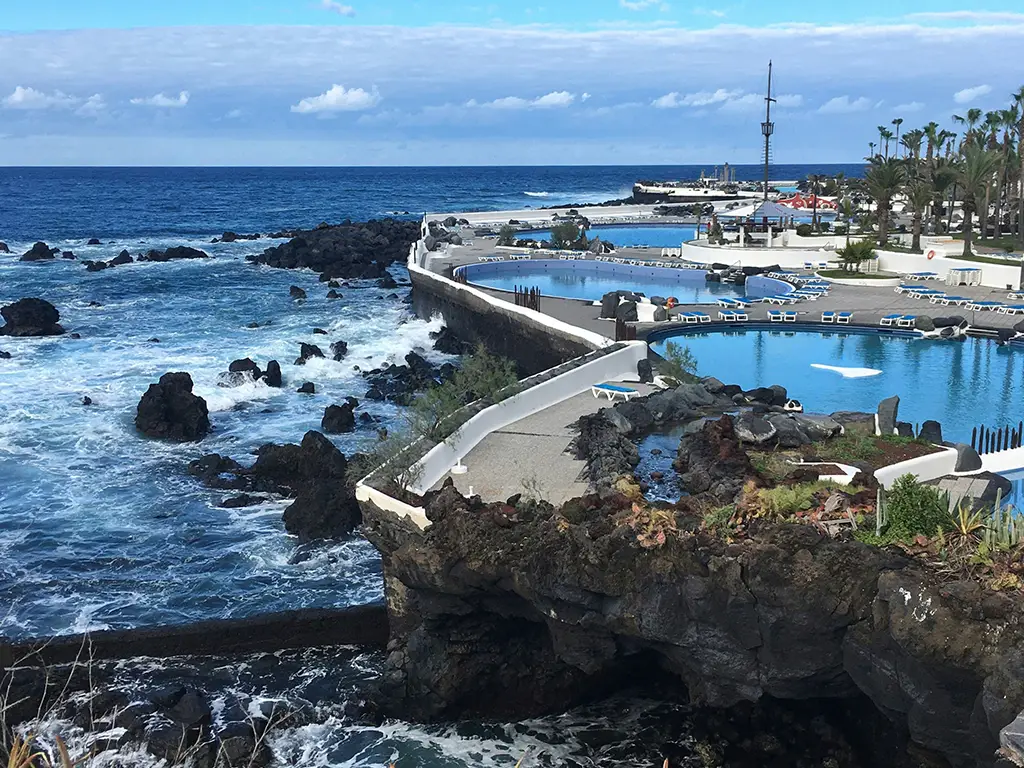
[87,238,102,245]
[733,412,778,445]
[431,326,472,355]
[187,454,246,489]
[295,343,324,365]
[218,493,263,508]
[0,241,9,253]
[330,340,348,361]
[19,241,56,261]
[0,350,10,359]
[322,399,358,434]
[139,246,209,262]
[109,250,133,266]
[250,219,418,281]
[326,289,342,299]
[0,298,65,337]
[264,360,283,388]
[135,372,211,441]
[297,382,315,394]
[221,357,263,386]
[919,420,943,444]
[362,351,443,405]
[61,250,76,259]
[289,285,307,300]
[377,274,399,290]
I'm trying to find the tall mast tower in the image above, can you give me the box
[761,61,776,202]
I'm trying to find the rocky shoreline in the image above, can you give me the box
[358,377,1024,768]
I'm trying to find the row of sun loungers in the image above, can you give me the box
[880,314,918,328]
[820,311,853,324]
[896,283,1024,313]
[718,309,749,321]
[768,310,799,322]
[902,271,940,280]
[803,261,829,270]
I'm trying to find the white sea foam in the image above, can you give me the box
[524,191,551,198]
[810,363,883,378]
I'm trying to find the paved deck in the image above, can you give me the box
[433,384,655,504]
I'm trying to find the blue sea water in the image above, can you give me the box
[0,164,904,768]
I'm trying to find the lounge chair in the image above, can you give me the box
[768,309,784,322]
[967,301,1004,311]
[694,312,711,323]
[897,315,917,328]
[879,314,902,327]
[836,311,853,324]
[894,284,925,294]
[716,298,739,308]
[719,310,738,322]
[821,311,836,323]
[998,305,1024,315]
[790,291,819,301]
[592,383,641,402]
[939,296,968,306]
[783,311,797,323]
[733,298,753,308]
[680,312,700,324]
[1008,292,1024,301]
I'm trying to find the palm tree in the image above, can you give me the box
[868,141,877,159]
[992,106,1019,241]
[865,157,906,247]
[905,176,933,252]
[892,118,904,156]
[958,145,1000,257]
[924,121,942,164]
[880,127,895,158]
[808,174,821,230]
[953,108,984,148]
[901,128,925,161]
[930,159,957,235]
[1015,86,1024,245]
[840,197,854,247]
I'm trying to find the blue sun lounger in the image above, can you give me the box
[897,315,917,328]
[879,314,902,327]
[821,311,836,323]
[768,309,784,322]
[718,309,748,321]
[998,305,1024,315]
[836,311,853,324]
[592,383,640,401]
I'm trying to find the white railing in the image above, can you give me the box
[409,342,648,494]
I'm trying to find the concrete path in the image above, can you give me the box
[434,384,655,504]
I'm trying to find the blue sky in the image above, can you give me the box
[1,2,1023,165]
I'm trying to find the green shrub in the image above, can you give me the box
[662,341,698,382]
[754,484,816,519]
[497,224,516,247]
[703,505,736,531]
[550,221,581,249]
[880,474,949,542]
[795,223,813,237]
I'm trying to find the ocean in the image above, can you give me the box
[1,164,869,767]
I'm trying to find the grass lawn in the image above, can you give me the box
[818,269,896,279]
[952,233,1023,255]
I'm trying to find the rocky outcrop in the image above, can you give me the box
[189,431,361,540]
[295,343,324,365]
[0,241,10,253]
[431,326,473,355]
[0,298,65,337]
[249,219,418,280]
[135,372,211,441]
[322,399,357,434]
[362,351,449,406]
[359,477,1024,768]
[19,242,56,261]
[139,246,209,262]
[674,415,759,500]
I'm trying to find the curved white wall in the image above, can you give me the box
[875,249,1021,290]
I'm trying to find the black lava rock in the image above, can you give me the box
[139,246,209,262]
[219,494,262,508]
[110,251,133,266]
[431,326,472,355]
[295,343,325,365]
[322,402,357,434]
[377,274,399,290]
[135,372,211,441]
[0,298,65,337]
[263,360,282,388]
[330,340,349,361]
[0,350,10,359]
[327,289,342,299]
[297,382,316,394]
[289,285,307,300]
[87,238,102,245]
[313,328,328,335]
[20,242,56,261]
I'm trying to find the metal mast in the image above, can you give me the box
[761,61,776,201]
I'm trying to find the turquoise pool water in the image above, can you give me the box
[463,260,748,303]
[522,224,698,248]
[650,329,1024,445]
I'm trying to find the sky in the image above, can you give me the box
[0,1,1023,165]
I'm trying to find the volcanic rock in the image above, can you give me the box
[62,251,76,259]
[0,350,10,359]
[263,360,282,388]
[919,420,943,444]
[109,251,133,266]
[733,412,778,445]
[140,246,209,262]
[295,343,324,365]
[877,396,899,436]
[327,289,342,299]
[675,415,757,500]
[0,298,65,337]
[218,494,262,509]
[289,285,307,300]
[431,326,472,355]
[135,372,211,441]
[330,340,349,361]
[0,242,9,253]
[87,238,102,245]
[297,382,315,394]
[20,242,56,261]
[915,315,936,332]
[322,402,357,434]
[831,411,876,436]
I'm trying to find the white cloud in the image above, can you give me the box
[291,84,381,113]
[581,92,592,101]
[818,95,873,114]
[471,91,577,109]
[893,101,924,113]
[75,94,106,116]
[320,0,356,16]
[2,86,78,110]
[652,88,799,112]
[905,11,1024,24]
[225,109,244,119]
[953,84,992,104]
[131,90,190,108]
[620,0,668,9]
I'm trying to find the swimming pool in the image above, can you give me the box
[461,259,770,303]
[521,224,698,249]
[650,327,1024,445]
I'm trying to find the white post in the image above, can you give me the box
[739,224,745,245]
[767,225,773,248]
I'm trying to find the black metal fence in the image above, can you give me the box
[513,285,541,312]
[972,422,1024,455]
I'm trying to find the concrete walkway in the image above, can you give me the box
[433,384,655,504]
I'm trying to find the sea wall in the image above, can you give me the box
[409,261,607,376]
